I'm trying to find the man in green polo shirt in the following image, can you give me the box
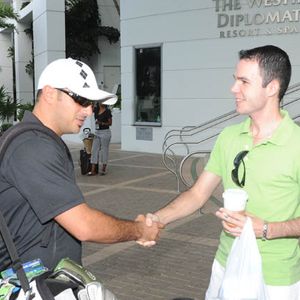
[142,45,300,299]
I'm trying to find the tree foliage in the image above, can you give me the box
[0,85,18,122]
[0,1,18,30]
[17,102,34,121]
[65,0,120,60]
[0,86,33,125]
[98,26,120,44]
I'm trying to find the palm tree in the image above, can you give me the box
[0,85,19,124]
[0,1,19,124]
[0,1,18,30]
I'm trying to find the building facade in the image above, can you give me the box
[120,0,300,154]
[0,0,121,142]
[1,1,300,153]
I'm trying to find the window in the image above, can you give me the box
[135,46,161,124]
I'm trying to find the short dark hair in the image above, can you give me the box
[239,45,291,101]
[36,89,42,102]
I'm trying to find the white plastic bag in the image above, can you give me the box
[16,281,77,300]
[218,217,269,300]
[78,282,118,300]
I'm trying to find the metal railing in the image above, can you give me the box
[162,82,300,192]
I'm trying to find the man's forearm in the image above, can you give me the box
[155,171,221,225]
[86,212,141,243]
[155,188,209,225]
[217,209,300,240]
[56,204,158,243]
[267,218,300,239]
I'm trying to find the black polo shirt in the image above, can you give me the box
[0,112,84,270]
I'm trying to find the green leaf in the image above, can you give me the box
[0,1,18,30]
[0,85,18,122]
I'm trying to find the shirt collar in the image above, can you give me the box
[22,110,40,123]
[239,110,294,146]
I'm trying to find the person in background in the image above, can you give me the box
[0,58,161,271]
[88,103,112,176]
[142,45,300,300]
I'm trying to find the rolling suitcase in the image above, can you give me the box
[80,149,91,175]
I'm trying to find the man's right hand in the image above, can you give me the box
[135,213,164,247]
[135,214,164,247]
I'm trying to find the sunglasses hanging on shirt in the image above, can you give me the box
[231,150,249,188]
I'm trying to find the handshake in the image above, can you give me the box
[135,213,164,247]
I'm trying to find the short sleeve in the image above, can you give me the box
[3,133,84,223]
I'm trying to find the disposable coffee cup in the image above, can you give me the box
[222,189,248,227]
[222,188,248,212]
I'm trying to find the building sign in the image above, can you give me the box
[212,0,300,38]
[136,127,153,141]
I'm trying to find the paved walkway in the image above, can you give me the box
[68,143,222,300]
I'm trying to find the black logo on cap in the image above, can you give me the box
[76,61,83,67]
[80,70,87,79]
[75,60,90,88]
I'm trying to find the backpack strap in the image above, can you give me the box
[0,122,71,162]
[0,122,71,298]
[0,210,32,297]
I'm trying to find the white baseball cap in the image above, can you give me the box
[37,58,118,105]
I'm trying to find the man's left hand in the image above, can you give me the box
[216,208,264,237]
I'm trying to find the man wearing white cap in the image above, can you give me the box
[0,58,161,271]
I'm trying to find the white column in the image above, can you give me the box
[0,31,13,95]
[33,0,65,92]
[14,24,34,104]
[11,0,34,104]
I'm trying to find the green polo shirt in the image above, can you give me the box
[205,110,300,286]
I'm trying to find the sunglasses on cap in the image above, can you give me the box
[57,89,94,108]
[231,150,249,188]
